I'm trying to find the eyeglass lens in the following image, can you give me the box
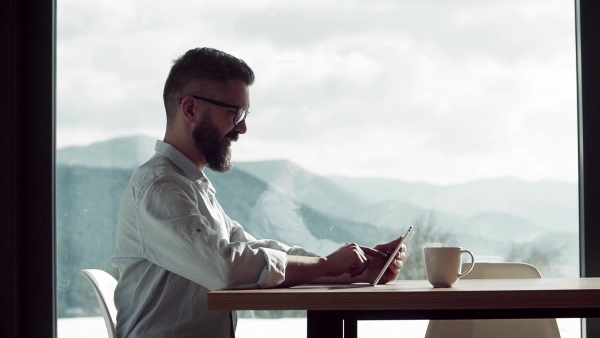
[235,109,246,125]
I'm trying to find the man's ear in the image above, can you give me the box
[180,96,198,124]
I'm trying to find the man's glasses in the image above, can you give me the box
[189,95,249,125]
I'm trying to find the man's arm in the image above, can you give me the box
[275,256,328,288]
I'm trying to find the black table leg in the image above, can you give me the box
[344,318,357,338]
[307,311,344,338]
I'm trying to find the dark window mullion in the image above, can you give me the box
[1,0,56,337]
[577,0,600,337]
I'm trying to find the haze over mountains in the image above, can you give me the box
[56,135,579,316]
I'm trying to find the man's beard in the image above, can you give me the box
[192,117,238,173]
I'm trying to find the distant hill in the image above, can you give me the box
[57,135,156,168]
[234,160,370,221]
[233,160,577,233]
[327,176,578,233]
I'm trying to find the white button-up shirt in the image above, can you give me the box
[112,140,315,338]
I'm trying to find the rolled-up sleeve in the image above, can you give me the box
[256,248,287,288]
[229,216,318,289]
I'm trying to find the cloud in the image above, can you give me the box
[56,0,577,184]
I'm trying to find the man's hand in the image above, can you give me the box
[351,236,407,284]
[323,243,388,277]
[370,236,408,283]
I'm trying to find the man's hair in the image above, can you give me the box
[163,47,255,124]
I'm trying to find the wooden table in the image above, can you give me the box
[208,278,600,338]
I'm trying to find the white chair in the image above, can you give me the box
[424,262,561,338]
[80,269,118,338]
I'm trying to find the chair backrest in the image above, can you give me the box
[425,262,561,338]
[80,269,118,338]
[462,262,542,279]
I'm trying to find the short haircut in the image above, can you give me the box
[163,47,255,124]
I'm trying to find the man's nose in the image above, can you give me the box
[234,119,247,134]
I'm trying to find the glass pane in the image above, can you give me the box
[56,0,578,337]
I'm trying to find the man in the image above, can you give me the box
[112,47,406,338]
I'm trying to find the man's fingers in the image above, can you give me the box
[350,247,371,276]
[390,257,404,269]
[341,243,405,277]
[349,257,370,276]
[360,246,387,259]
[375,236,405,252]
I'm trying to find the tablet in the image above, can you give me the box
[371,225,413,286]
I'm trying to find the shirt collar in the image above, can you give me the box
[154,140,215,191]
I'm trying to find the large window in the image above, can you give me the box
[55,0,580,337]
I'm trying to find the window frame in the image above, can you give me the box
[576,0,600,335]
[2,0,56,336]
[1,0,599,337]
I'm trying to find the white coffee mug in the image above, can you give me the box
[424,247,475,288]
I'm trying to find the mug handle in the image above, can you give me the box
[458,249,475,278]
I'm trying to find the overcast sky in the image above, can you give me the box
[56,0,577,185]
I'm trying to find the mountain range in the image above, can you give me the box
[59,135,578,233]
